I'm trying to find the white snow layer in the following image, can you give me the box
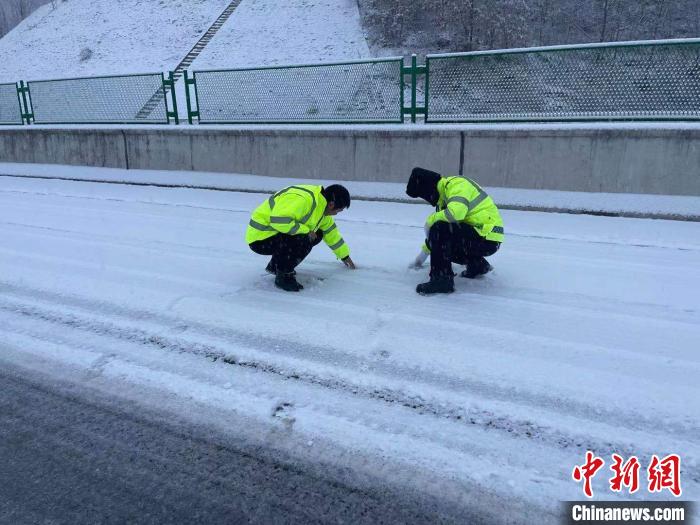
[0,0,371,83]
[0,0,232,82]
[189,0,370,70]
[0,173,698,522]
[2,162,699,221]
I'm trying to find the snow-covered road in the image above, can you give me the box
[0,175,698,522]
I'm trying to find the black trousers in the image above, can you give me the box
[249,231,323,274]
[428,222,500,278]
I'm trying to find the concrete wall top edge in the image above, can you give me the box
[0,127,462,138]
[3,126,700,139]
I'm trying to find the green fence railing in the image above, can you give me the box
[3,39,700,126]
[26,72,179,125]
[186,57,404,124]
[0,83,23,125]
[425,38,700,123]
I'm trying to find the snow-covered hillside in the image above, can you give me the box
[0,0,231,82]
[190,0,370,70]
[0,0,371,84]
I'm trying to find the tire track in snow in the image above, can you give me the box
[5,231,692,334]
[3,181,700,250]
[3,232,699,419]
[2,219,697,328]
[1,279,697,440]
[2,173,699,224]
[2,292,699,481]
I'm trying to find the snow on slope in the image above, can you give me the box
[0,174,698,521]
[0,0,371,84]
[190,0,371,70]
[0,0,231,82]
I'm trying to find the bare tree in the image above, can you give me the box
[600,0,609,41]
[356,0,700,55]
[538,0,550,45]
[651,1,670,39]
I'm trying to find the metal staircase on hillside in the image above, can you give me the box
[135,0,243,120]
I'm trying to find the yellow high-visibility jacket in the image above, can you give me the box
[422,176,504,253]
[246,185,350,260]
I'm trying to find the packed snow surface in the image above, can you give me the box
[2,162,699,220]
[0,174,698,521]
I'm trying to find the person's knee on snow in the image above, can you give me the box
[258,232,322,276]
[427,221,456,278]
[461,257,493,279]
[427,221,454,254]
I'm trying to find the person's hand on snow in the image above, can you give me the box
[409,250,428,269]
[342,256,356,270]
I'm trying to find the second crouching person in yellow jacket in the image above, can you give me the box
[406,167,504,295]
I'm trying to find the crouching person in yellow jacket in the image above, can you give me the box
[406,167,504,295]
[246,184,356,292]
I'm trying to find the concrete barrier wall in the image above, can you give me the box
[461,128,700,196]
[1,126,699,195]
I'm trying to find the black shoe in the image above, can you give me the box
[460,259,493,279]
[275,272,303,292]
[266,261,295,276]
[416,276,454,295]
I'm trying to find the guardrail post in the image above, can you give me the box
[164,71,179,125]
[14,82,24,125]
[411,54,417,123]
[184,70,199,124]
[17,81,33,124]
[401,54,427,123]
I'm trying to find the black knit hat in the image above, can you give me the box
[406,167,441,205]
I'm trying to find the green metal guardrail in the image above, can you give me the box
[425,38,700,123]
[402,54,426,123]
[0,83,23,125]
[2,39,700,126]
[185,58,404,124]
[25,72,179,125]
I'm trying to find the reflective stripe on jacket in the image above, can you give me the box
[245,185,350,259]
[422,176,504,253]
